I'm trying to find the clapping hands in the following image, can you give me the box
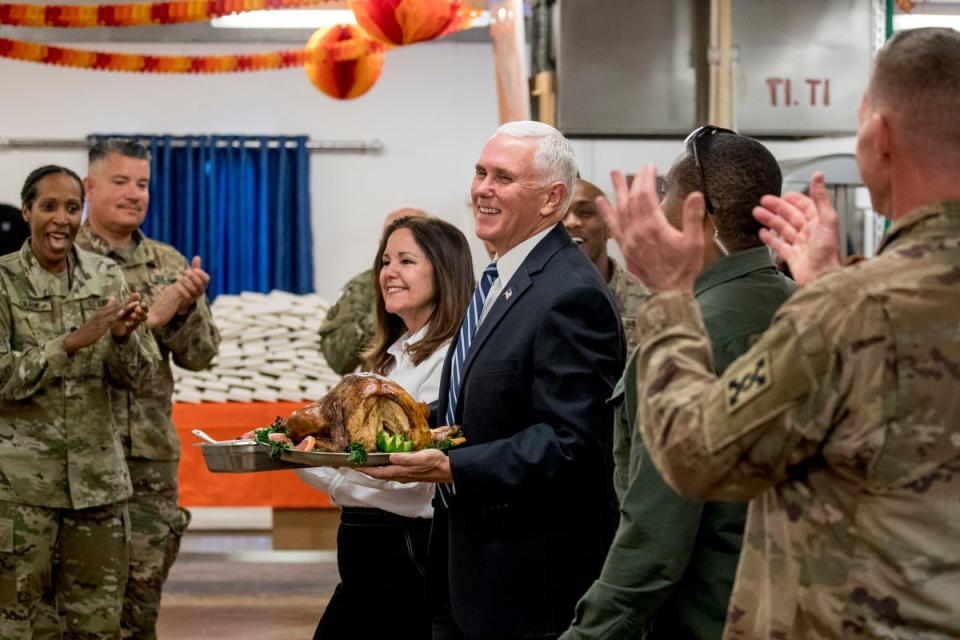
[597,164,843,291]
[64,293,147,356]
[147,256,210,328]
[752,172,842,287]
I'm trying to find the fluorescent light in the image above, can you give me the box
[212,9,357,29]
[893,13,960,32]
[212,7,490,30]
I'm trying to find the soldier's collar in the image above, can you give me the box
[79,222,148,265]
[77,222,111,255]
[18,242,90,298]
[607,257,624,284]
[694,246,774,297]
[877,200,960,255]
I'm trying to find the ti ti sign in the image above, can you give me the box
[733,0,873,136]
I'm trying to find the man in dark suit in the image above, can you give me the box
[367,121,625,639]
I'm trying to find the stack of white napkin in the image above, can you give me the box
[172,290,341,403]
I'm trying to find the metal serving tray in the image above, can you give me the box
[264,443,393,468]
[198,441,311,473]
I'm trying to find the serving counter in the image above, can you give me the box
[173,401,333,509]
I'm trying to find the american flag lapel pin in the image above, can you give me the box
[504,288,513,300]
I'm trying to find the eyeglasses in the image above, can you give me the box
[684,125,736,215]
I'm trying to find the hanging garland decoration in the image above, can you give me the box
[0,0,336,28]
[348,0,461,46]
[304,23,385,99]
[0,0,476,97]
[0,33,388,74]
[0,36,309,72]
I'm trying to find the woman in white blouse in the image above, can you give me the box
[301,216,474,639]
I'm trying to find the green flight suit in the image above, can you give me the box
[564,246,795,639]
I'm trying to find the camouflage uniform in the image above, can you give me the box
[318,268,375,374]
[633,201,960,638]
[606,258,650,354]
[0,242,157,640]
[75,223,220,640]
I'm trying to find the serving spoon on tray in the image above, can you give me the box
[191,429,256,445]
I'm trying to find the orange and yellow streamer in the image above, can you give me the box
[0,37,307,71]
[0,35,384,73]
[0,0,335,28]
[0,0,477,99]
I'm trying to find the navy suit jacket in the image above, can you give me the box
[432,224,625,638]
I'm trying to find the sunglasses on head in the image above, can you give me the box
[684,125,737,215]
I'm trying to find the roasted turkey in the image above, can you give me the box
[285,373,432,453]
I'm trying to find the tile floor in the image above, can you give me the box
[157,532,339,639]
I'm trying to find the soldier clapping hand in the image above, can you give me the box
[64,293,146,355]
[146,255,210,328]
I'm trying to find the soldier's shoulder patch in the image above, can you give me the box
[725,351,772,413]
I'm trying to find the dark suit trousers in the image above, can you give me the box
[429,508,560,640]
[314,507,431,640]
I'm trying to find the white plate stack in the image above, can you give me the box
[172,290,342,404]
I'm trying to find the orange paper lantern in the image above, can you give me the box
[348,0,460,46]
[304,23,385,100]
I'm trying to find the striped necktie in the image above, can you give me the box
[445,262,499,427]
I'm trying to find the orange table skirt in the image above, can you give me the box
[174,401,334,509]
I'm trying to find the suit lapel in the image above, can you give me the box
[459,267,532,378]
[458,224,573,384]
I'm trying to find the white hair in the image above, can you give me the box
[495,120,578,210]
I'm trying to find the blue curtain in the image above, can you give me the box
[87,134,314,299]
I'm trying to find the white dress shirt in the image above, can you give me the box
[296,324,450,519]
[480,224,557,323]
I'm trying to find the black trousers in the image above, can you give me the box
[314,507,432,640]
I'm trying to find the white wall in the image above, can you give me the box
[0,41,498,301]
[0,40,857,299]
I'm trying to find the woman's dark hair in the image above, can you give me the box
[364,216,475,375]
[21,165,85,209]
